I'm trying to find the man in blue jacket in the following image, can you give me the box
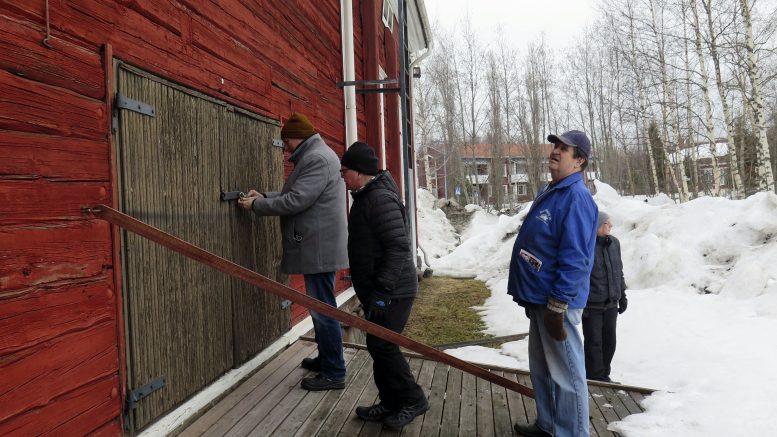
[508,130,598,437]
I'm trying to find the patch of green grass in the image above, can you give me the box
[404,277,493,346]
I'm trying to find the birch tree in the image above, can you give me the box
[702,0,744,195]
[486,52,505,209]
[648,0,687,201]
[690,0,721,196]
[739,0,775,191]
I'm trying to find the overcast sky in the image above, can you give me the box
[422,0,598,49]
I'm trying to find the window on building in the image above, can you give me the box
[382,0,397,30]
[512,158,527,174]
[517,184,527,196]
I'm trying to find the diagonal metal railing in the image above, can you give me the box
[86,204,534,398]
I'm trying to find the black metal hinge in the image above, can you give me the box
[115,93,156,117]
[124,375,166,430]
[337,79,401,94]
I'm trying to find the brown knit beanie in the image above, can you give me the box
[281,112,317,139]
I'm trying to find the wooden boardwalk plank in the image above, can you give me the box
[475,375,495,436]
[294,349,372,436]
[490,371,512,437]
[221,349,316,436]
[439,367,462,437]
[399,359,437,437]
[599,387,632,420]
[517,374,538,425]
[178,342,654,437]
[615,388,644,415]
[269,347,359,436]
[458,372,478,436]
[589,385,617,437]
[181,341,315,437]
[313,350,376,436]
[418,362,449,437]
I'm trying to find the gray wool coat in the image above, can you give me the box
[252,133,349,274]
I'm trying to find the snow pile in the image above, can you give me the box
[418,180,777,436]
[415,188,459,263]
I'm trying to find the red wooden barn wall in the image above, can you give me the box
[0,0,410,433]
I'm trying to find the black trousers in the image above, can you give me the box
[582,306,618,381]
[365,297,426,409]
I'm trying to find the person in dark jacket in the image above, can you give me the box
[583,211,628,383]
[340,141,428,429]
[239,112,348,391]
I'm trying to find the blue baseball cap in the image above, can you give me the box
[547,130,591,158]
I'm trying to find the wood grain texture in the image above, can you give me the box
[0,69,106,140]
[0,130,110,181]
[0,321,119,430]
[0,15,103,99]
[0,220,112,290]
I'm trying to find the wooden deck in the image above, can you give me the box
[178,340,648,436]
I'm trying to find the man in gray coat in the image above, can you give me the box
[239,112,349,391]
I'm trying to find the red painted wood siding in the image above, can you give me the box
[0,0,391,433]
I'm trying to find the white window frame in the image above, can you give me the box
[382,0,397,30]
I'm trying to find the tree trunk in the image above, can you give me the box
[740,0,776,192]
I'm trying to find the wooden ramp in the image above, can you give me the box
[178,340,649,437]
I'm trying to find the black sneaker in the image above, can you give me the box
[300,374,345,391]
[355,403,395,422]
[300,356,321,371]
[513,422,552,437]
[383,399,429,428]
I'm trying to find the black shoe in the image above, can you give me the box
[301,356,321,371]
[300,374,345,391]
[513,422,552,437]
[355,403,395,422]
[383,399,429,428]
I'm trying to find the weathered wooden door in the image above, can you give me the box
[114,63,289,431]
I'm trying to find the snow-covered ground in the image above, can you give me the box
[416,183,777,436]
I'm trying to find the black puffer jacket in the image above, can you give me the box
[347,170,417,302]
[587,235,627,309]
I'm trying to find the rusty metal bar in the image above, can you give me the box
[87,204,534,398]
